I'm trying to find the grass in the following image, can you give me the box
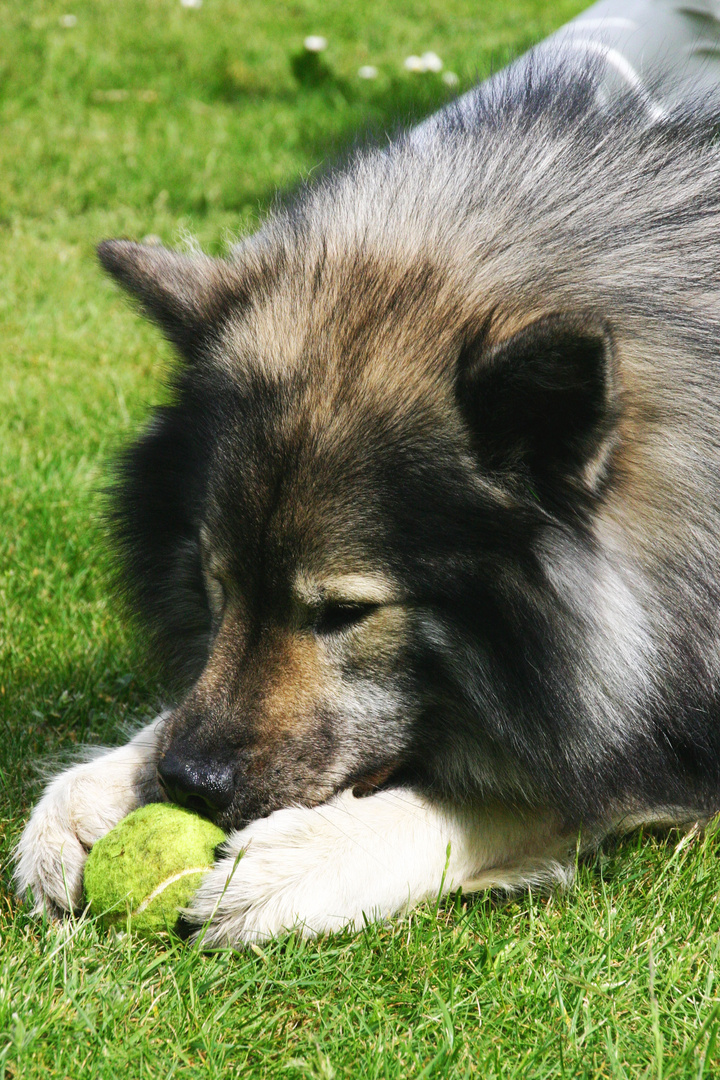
[2,0,719,1076]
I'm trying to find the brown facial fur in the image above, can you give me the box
[157,565,414,827]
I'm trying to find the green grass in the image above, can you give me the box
[3,0,719,1076]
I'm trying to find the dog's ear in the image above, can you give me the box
[456,312,618,505]
[98,240,247,360]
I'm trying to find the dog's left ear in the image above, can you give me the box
[98,239,247,360]
[456,312,618,502]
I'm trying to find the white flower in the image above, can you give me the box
[180,0,203,8]
[405,52,444,74]
[358,65,378,80]
[421,51,443,72]
[59,14,77,27]
[442,71,459,87]
[304,35,327,53]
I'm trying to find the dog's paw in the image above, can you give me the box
[182,788,467,946]
[14,718,165,918]
[182,795,393,945]
[15,765,122,917]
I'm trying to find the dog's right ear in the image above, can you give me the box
[456,311,619,508]
[98,239,248,360]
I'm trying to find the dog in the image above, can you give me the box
[15,56,720,945]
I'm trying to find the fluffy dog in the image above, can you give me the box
[15,59,720,944]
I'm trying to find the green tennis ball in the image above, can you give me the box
[84,803,226,935]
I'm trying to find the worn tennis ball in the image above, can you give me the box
[84,803,226,935]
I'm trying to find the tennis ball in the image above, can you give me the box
[84,803,226,935]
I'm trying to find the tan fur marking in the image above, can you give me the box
[347,605,409,668]
[255,633,326,740]
[294,571,400,607]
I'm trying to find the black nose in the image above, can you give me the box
[157,752,235,814]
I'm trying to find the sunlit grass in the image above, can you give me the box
[5,1,720,1077]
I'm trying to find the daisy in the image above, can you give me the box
[304,35,328,53]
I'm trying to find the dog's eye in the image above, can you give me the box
[312,602,379,636]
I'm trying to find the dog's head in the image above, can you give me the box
[101,235,618,829]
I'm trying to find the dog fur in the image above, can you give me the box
[15,56,720,944]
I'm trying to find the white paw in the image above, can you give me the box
[183,788,474,946]
[15,765,121,916]
[14,718,164,917]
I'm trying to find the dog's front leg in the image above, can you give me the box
[183,788,571,946]
[14,715,165,918]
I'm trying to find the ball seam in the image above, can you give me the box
[132,865,213,916]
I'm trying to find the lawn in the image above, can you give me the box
[2,0,720,1076]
